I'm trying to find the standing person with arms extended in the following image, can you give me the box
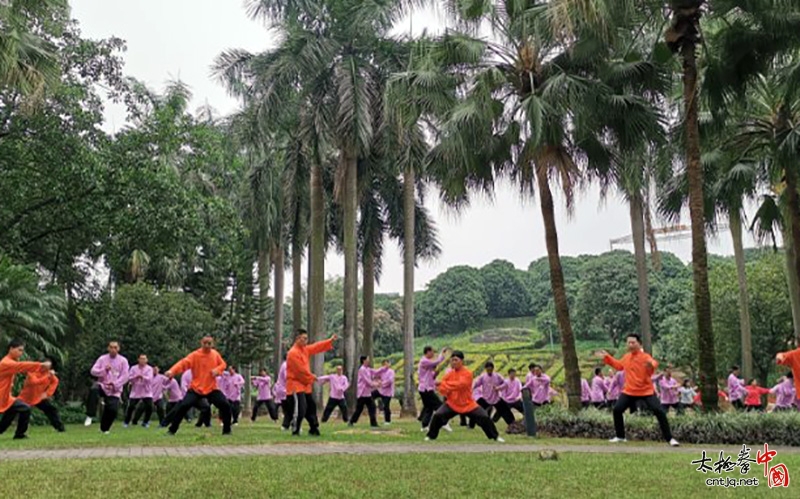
[525,364,552,407]
[164,336,232,436]
[221,366,244,425]
[1,341,52,439]
[418,346,451,432]
[771,373,796,412]
[18,360,64,432]
[286,329,337,436]
[161,374,184,427]
[84,341,129,434]
[727,365,746,410]
[472,362,513,428]
[493,368,523,422]
[653,366,679,413]
[595,334,680,447]
[376,360,395,425]
[251,368,279,422]
[124,354,154,428]
[319,365,350,423]
[677,379,697,415]
[348,356,388,428]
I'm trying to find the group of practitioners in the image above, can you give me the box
[5,330,800,444]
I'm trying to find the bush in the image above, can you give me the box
[519,406,800,446]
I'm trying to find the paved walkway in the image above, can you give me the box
[3,442,798,461]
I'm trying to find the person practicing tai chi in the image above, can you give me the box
[418,346,451,432]
[653,366,679,413]
[124,354,154,428]
[286,329,337,436]
[220,366,244,425]
[85,341,129,433]
[162,374,184,427]
[743,379,770,412]
[493,368,523,422]
[580,377,591,408]
[1,341,52,439]
[376,360,395,425]
[771,373,796,412]
[606,369,624,410]
[349,356,389,428]
[18,360,64,432]
[677,379,697,415]
[776,348,800,409]
[525,364,552,407]
[165,336,232,436]
[590,368,607,409]
[596,334,680,447]
[149,366,168,427]
[319,365,350,423]
[251,368,279,422]
[425,351,503,443]
[275,357,292,431]
[472,361,513,427]
[727,365,746,410]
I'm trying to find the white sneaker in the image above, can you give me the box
[102,431,110,435]
[669,438,680,447]
[84,417,92,427]
[383,422,391,426]
[608,437,627,443]
[443,423,453,433]
[123,423,129,428]
[421,427,429,432]
[496,437,505,443]
[424,436,431,441]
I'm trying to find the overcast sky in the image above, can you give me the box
[69,0,763,295]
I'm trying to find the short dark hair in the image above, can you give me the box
[139,353,147,358]
[529,363,540,370]
[8,339,24,350]
[360,355,368,364]
[423,346,434,354]
[788,372,794,380]
[508,368,516,375]
[484,361,494,369]
[295,329,308,340]
[626,334,642,345]
[451,350,464,360]
[730,365,740,372]
[683,379,691,387]
[594,367,602,376]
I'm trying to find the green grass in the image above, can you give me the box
[1,451,795,498]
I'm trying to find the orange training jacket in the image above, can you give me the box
[286,339,334,395]
[17,371,59,406]
[168,349,227,396]
[603,351,657,397]
[438,366,479,414]
[0,355,45,412]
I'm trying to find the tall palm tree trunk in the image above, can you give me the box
[630,192,653,353]
[272,246,285,375]
[783,162,800,295]
[681,35,718,411]
[242,363,252,415]
[729,210,753,379]
[402,165,417,416]
[257,249,272,367]
[535,166,581,412]
[363,252,375,361]
[292,239,303,332]
[309,162,326,405]
[342,148,359,408]
[783,222,800,340]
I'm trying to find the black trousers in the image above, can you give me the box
[350,396,378,426]
[677,402,695,415]
[662,403,678,413]
[732,399,744,410]
[321,397,349,422]
[0,399,31,438]
[613,394,673,441]
[380,395,392,423]
[169,390,231,434]
[470,399,494,428]
[280,398,294,429]
[419,390,442,428]
[746,404,764,412]
[428,404,498,440]
[86,385,120,432]
[125,397,154,425]
[228,400,241,423]
[194,398,212,427]
[291,392,319,435]
[153,398,166,425]
[35,399,64,431]
[163,401,180,426]
[251,399,278,421]
[493,400,524,422]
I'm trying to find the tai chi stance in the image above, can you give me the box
[251,368,279,422]
[0,340,51,439]
[18,362,64,432]
[319,365,350,423]
[85,341,129,433]
[286,329,337,436]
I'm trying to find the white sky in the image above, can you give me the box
[69,0,763,296]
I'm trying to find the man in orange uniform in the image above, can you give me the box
[776,347,800,407]
[18,360,64,432]
[596,334,679,447]
[286,329,337,436]
[0,339,51,439]
[425,351,503,442]
[165,336,232,436]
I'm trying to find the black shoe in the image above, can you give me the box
[57,428,66,433]
[309,429,320,436]
[291,431,300,437]
[222,431,232,436]
[13,435,28,440]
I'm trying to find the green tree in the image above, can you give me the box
[416,266,487,336]
[479,260,532,318]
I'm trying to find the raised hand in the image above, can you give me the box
[594,350,609,359]
[777,353,786,363]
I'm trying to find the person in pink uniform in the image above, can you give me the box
[349,356,389,428]
[124,354,154,428]
[590,368,607,409]
[727,365,746,410]
[493,368,523,422]
[525,364,551,407]
[606,369,624,410]
[251,368,278,422]
[275,358,292,431]
[418,346,450,431]
[85,341,129,433]
[319,365,350,423]
[221,366,245,425]
[472,361,513,426]
[771,373,796,412]
[149,366,168,427]
[580,377,591,408]
[161,375,184,427]
[653,366,679,413]
[376,360,395,425]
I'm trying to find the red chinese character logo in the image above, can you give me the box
[769,463,790,488]
[756,443,777,477]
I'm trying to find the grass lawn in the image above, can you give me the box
[2,418,701,450]
[0,451,795,498]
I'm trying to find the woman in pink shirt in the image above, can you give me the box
[493,368,523,423]
[590,368,607,409]
[654,367,679,413]
[319,365,350,423]
[251,368,278,422]
[581,378,591,408]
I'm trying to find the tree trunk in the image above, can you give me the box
[309,161,326,406]
[629,192,653,353]
[363,251,375,362]
[242,363,252,415]
[681,37,718,411]
[292,239,303,333]
[272,246,285,375]
[402,164,418,416]
[729,210,753,380]
[783,222,800,340]
[342,147,359,409]
[257,249,271,367]
[783,162,800,300]
[535,165,581,413]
